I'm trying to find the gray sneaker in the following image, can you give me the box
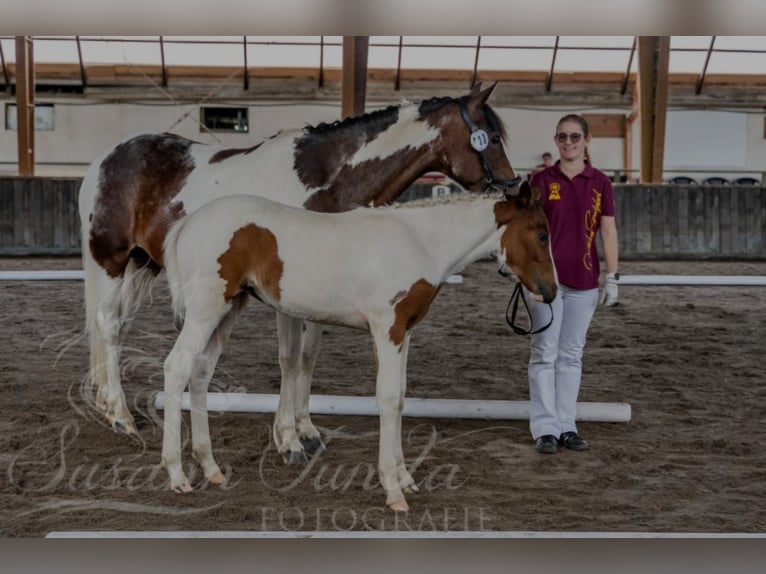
[535,434,559,454]
[559,431,589,451]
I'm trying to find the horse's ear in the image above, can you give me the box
[470,82,483,96]
[476,81,498,104]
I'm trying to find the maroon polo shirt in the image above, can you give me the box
[529,161,616,289]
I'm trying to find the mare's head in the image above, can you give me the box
[493,181,557,303]
[421,82,521,195]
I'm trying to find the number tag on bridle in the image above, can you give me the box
[470,129,489,152]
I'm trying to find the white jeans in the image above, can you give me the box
[525,285,599,439]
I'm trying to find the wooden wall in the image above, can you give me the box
[0,177,82,255]
[1,177,764,259]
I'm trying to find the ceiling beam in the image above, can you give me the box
[638,36,670,184]
[341,36,369,119]
[15,36,35,176]
[696,36,716,95]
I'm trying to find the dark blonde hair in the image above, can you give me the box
[556,114,591,162]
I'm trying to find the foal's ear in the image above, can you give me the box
[507,179,538,208]
[469,82,483,96]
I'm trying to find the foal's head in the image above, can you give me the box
[494,181,557,303]
[421,82,521,195]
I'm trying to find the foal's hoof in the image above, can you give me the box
[281,450,309,465]
[301,436,326,457]
[207,472,226,485]
[388,499,409,512]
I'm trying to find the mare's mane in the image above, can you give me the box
[301,94,507,142]
[302,104,402,137]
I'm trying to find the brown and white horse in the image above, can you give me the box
[161,183,556,511]
[79,83,521,462]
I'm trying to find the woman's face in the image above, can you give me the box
[554,120,589,161]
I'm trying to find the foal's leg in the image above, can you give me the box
[371,324,409,511]
[162,318,220,493]
[395,334,417,495]
[189,304,242,486]
[295,321,325,455]
[273,312,307,463]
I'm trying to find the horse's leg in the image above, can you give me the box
[394,333,418,495]
[295,321,325,456]
[84,254,137,434]
[273,311,307,464]
[162,316,220,493]
[189,301,243,486]
[370,323,409,512]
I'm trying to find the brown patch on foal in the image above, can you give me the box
[388,279,441,349]
[217,223,284,302]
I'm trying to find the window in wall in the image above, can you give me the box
[5,103,55,131]
[200,107,249,133]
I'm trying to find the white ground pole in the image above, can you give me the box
[7,268,766,423]
[154,392,632,422]
[45,530,766,538]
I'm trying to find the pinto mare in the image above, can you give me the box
[161,183,556,511]
[79,82,521,459]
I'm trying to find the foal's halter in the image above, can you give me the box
[459,98,522,193]
[505,282,554,336]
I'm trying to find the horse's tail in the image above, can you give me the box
[79,162,111,395]
[163,217,187,329]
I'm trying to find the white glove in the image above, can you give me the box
[600,272,619,306]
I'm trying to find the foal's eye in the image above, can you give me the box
[538,232,549,243]
[491,135,501,144]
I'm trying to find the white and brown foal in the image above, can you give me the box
[161,182,556,511]
[79,83,521,463]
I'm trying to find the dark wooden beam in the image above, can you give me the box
[621,37,636,95]
[546,36,559,92]
[471,36,481,88]
[15,36,34,176]
[638,36,670,184]
[341,36,369,119]
[76,36,87,88]
[159,36,167,88]
[696,36,716,95]
[242,36,249,91]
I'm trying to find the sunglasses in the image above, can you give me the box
[555,132,584,143]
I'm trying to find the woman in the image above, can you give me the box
[527,114,619,454]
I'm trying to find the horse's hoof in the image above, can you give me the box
[207,472,226,485]
[388,499,409,512]
[111,419,138,436]
[172,482,193,493]
[403,483,419,494]
[281,450,309,465]
[301,436,326,457]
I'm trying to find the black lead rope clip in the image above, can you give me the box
[505,282,553,336]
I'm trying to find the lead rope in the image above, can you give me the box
[505,282,554,336]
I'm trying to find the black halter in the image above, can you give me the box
[459,98,522,193]
[505,282,554,336]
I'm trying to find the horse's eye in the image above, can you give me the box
[538,232,549,243]
[491,135,501,144]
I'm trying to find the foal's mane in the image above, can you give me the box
[390,191,505,210]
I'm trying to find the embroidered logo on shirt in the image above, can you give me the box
[548,182,561,200]
[582,188,603,270]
